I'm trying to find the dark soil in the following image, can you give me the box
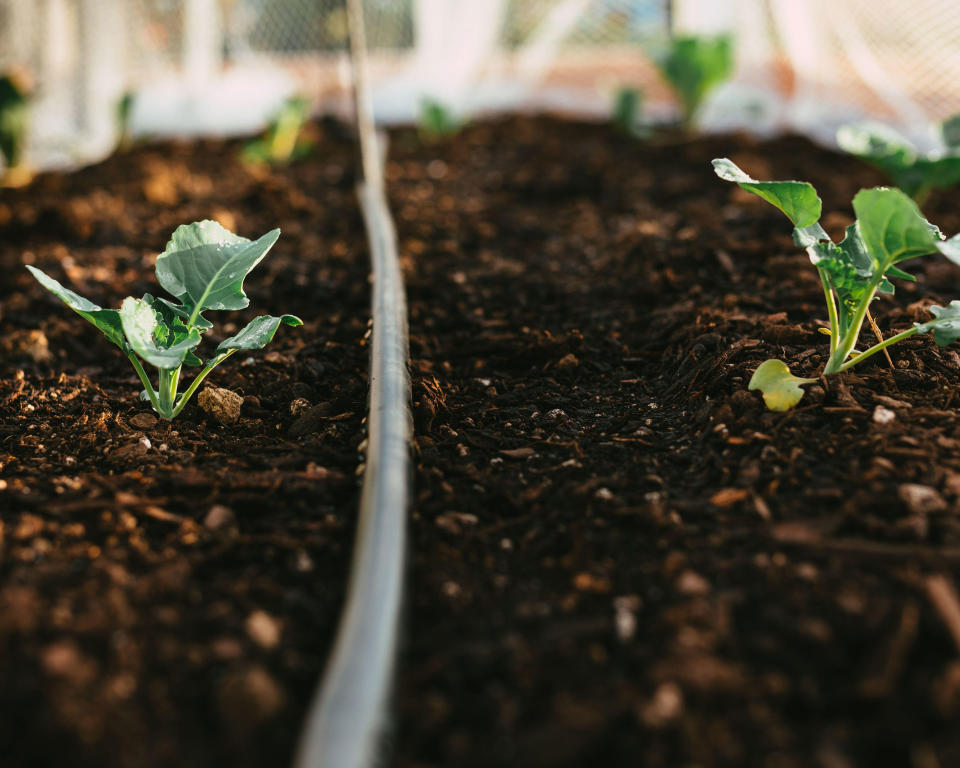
[0,125,370,767]
[391,117,960,767]
[4,115,960,768]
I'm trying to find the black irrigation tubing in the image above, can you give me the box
[293,1,412,766]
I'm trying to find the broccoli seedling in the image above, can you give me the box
[714,158,960,411]
[418,99,461,141]
[836,117,960,204]
[656,35,733,130]
[27,220,302,421]
[0,73,30,186]
[611,87,646,138]
[242,96,314,166]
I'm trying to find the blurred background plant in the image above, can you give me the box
[0,69,31,186]
[241,95,314,166]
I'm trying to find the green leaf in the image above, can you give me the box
[712,158,822,228]
[838,122,960,199]
[852,187,942,272]
[938,233,960,266]
[941,114,960,150]
[915,301,960,346]
[884,264,916,282]
[748,359,817,412]
[155,221,281,323]
[612,87,644,137]
[152,295,214,331]
[657,35,733,126]
[793,222,830,248]
[120,296,202,369]
[26,265,125,347]
[914,155,960,193]
[215,314,303,355]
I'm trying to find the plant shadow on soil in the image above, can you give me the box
[1,116,960,767]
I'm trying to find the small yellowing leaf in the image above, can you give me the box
[748,359,817,412]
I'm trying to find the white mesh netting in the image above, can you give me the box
[2,0,960,169]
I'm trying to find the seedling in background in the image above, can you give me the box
[242,96,314,166]
[115,91,136,153]
[714,158,960,411]
[656,35,733,130]
[837,116,960,204]
[26,220,302,420]
[0,72,31,186]
[611,86,647,138]
[418,99,461,141]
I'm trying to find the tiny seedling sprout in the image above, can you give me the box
[27,220,303,420]
[611,86,645,138]
[714,158,960,411]
[242,96,313,166]
[418,99,462,141]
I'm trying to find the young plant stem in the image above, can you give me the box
[836,326,918,372]
[127,352,161,413]
[816,264,839,355]
[157,368,179,418]
[823,278,882,375]
[169,350,237,418]
[865,308,894,368]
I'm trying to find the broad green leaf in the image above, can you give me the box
[164,219,247,253]
[836,123,926,197]
[941,114,960,150]
[852,187,942,271]
[915,301,960,346]
[26,265,125,347]
[657,35,733,125]
[155,221,281,323]
[120,296,202,369]
[838,122,960,199]
[837,123,915,170]
[215,314,303,355]
[748,359,816,412]
[712,158,822,227]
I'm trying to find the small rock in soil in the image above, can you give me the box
[289,397,311,416]
[8,329,51,362]
[555,352,579,370]
[204,505,236,531]
[640,681,684,728]
[873,405,896,425]
[128,413,158,429]
[676,570,711,596]
[245,610,282,650]
[217,664,286,728]
[198,386,243,424]
[898,484,947,515]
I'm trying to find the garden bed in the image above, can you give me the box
[3,115,960,767]
[391,117,960,767]
[0,126,369,767]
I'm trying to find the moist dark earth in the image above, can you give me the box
[3,117,960,768]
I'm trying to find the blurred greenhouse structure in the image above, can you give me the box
[2,0,960,170]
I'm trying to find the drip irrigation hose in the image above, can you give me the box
[293,0,412,766]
